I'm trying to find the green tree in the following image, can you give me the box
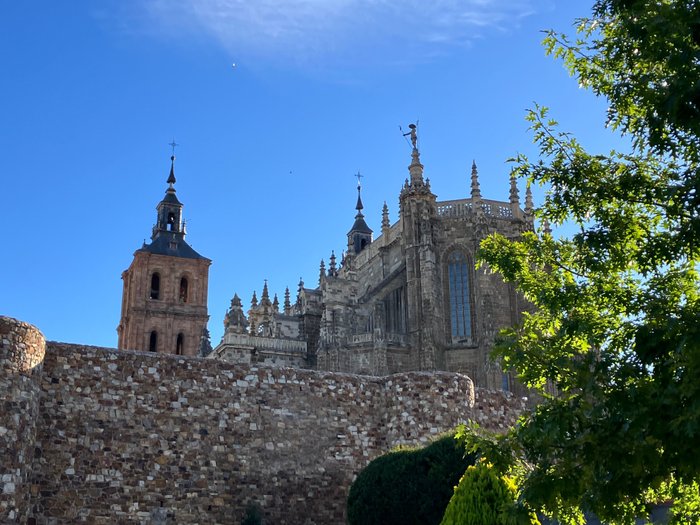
[473,1,700,523]
[440,461,540,525]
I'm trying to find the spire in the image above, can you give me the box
[509,172,520,207]
[261,280,271,306]
[167,155,176,187]
[284,287,291,315]
[470,160,481,201]
[251,291,258,308]
[273,293,279,312]
[152,153,184,241]
[319,259,326,284]
[355,177,365,219]
[329,251,337,276]
[348,175,373,255]
[224,293,248,335]
[525,184,534,220]
[381,201,390,233]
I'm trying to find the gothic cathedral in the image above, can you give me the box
[117,155,211,356]
[213,126,536,392]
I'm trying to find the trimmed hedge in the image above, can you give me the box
[347,434,474,525]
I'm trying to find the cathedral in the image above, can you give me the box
[118,127,535,392]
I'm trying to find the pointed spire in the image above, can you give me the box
[525,184,534,220]
[329,251,337,276]
[470,160,481,201]
[273,293,279,312]
[284,287,291,314]
[381,201,390,234]
[355,178,365,219]
[251,290,258,308]
[260,279,271,306]
[319,259,326,284]
[167,155,176,186]
[232,293,242,308]
[224,293,248,335]
[509,172,520,207]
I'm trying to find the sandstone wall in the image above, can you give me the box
[0,317,45,523]
[0,317,527,524]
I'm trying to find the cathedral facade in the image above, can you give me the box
[213,129,535,391]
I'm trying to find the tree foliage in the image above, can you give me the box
[440,461,540,525]
[347,434,473,525]
[474,1,700,523]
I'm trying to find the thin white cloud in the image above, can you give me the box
[138,0,536,67]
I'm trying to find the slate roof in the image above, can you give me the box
[139,234,208,260]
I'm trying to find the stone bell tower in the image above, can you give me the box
[117,154,211,356]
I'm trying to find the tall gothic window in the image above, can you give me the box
[448,251,472,340]
[176,333,184,355]
[150,273,160,300]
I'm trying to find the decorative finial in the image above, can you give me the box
[319,259,326,284]
[471,160,481,201]
[261,280,270,302]
[355,174,365,216]
[329,251,337,276]
[251,290,258,307]
[284,287,291,314]
[509,172,520,207]
[167,155,176,187]
[382,201,390,232]
[273,293,279,312]
[525,184,534,220]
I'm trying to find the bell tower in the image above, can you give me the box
[117,154,211,356]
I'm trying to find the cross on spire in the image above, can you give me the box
[355,171,363,187]
[169,139,179,156]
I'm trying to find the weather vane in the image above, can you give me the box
[400,122,419,149]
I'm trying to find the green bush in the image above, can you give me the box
[241,503,262,525]
[347,434,474,525]
[440,461,539,525]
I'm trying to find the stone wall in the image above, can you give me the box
[0,317,45,523]
[0,317,527,524]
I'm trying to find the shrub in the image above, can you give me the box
[347,434,473,525]
[440,461,539,525]
[241,503,262,525]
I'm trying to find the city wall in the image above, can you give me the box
[0,317,527,524]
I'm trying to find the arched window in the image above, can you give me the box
[176,333,184,355]
[179,277,189,303]
[149,331,158,352]
[448,251,472,340]
[150,273,160,300]
[167,212,176,231]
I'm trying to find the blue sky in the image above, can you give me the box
[2,1,619,348]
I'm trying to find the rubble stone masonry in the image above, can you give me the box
[0,317,527,524]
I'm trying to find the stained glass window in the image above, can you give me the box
[448,251,472,339]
